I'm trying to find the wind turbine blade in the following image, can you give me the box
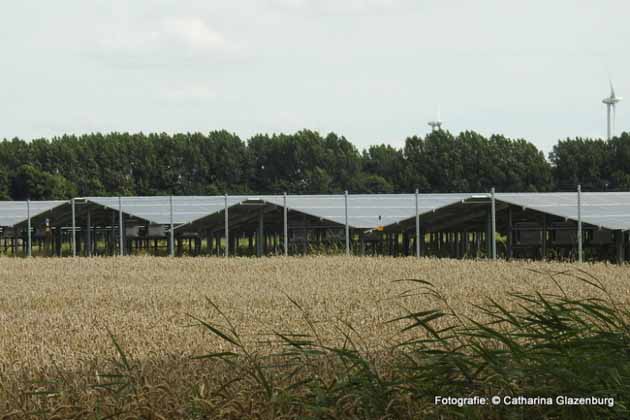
[610,79,616,98]
[613,105,616,137]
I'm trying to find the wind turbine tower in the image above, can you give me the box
[603,81,622,140]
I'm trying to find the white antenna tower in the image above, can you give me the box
[603,80,622,140]
[428,106,443,132]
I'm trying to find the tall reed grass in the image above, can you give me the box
[180,267,629,419]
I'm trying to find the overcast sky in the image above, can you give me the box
[1,1,628,154]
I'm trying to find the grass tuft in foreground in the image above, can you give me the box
[181,268,630,419]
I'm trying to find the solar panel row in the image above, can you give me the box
[1,192,630,231]
[0,201,65,228]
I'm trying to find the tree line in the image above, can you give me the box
[0,129,628,200]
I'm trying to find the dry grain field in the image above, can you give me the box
[1,257,629,418]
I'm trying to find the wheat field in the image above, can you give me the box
[1,256,629,418]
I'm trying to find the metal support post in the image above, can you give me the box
[118,196,123,256]
[541,214,547,260]
[615,230,625,264]
[415,189,420,258]
[491,187,496,260]
[87,209,92,257]
[224,193,229,258]
[507,207,513,260]
[27,200,32,257]
[71,198,76,257]
[169,195,175,257]
[577,185,583,262]
[344,190,350,256]
[283,192,288,256]
[257,210,264,257]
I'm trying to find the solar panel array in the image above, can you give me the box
[87,196,246,225]
[494,192,630,231]
[0,201,66,228]
[2,192,630,231]
[263,194,473,229]
[86,194,474,229]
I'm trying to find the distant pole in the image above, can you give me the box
[71,198,76,257]
[283,192,288,257]
[415,189,420,258]
[345,190,350,256]
[578,184,583,262]
[224,193,229,258]
[118,196,123,256]
[491,187,496,260]
[169,195,175,257]
[26,200,32,257]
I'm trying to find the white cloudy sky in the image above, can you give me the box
[0,0,628,153]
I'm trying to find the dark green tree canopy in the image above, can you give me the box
[549,135,630,191]
[0,129,626,200]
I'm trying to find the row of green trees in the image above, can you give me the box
[0,129,628,200]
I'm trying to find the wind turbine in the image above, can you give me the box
[603,81,622,140]
[428,106,443,132]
